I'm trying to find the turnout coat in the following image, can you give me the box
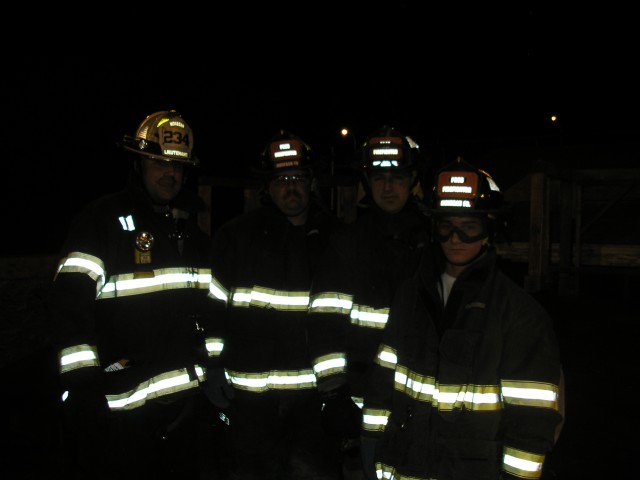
[362,246,564,480]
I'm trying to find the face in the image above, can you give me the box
[436,215,487,268]
[267,168,312,225]
[368,170,414,214]
[140,157,185,205]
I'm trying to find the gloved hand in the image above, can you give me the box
[320,383,362,439]
[202,367,235,409]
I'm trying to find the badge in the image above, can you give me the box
[134,231,154,264]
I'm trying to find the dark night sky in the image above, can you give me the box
[4,6,639,255]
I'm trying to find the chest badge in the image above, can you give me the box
[134,231,154,264]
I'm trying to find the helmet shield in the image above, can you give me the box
[361,126,420,172]
[120,110,198,166]
[257,130,315,175]
[430,157,504,215]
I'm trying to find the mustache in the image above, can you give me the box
[157,177,177,187]
[283,190,302,201]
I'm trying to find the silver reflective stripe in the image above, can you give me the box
[118,215,135,231]
[230,286,309,311]
[106,365,205,411]
[205,337,224,357]
[313,353,346,378]
[375,344,397,369]
[208,275,229,303]
[503,446,545,479]
[350,304,389,329]
[309,292,353,314]
[502,380,560,410]
[227,369,317,392]
[362,407,390,432]
[59,344,100,374]
[99,268,211,299]
[54,252,105,294]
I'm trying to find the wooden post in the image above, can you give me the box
[525,172,551,293]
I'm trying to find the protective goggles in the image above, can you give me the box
[434,217,488,243]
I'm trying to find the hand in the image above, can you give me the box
[320,384,362,439]
[202,367,235,409]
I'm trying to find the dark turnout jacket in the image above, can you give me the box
[48,176,222,411]
[362,246,564,480]
[210,200,341,393]
[307,200,430,396]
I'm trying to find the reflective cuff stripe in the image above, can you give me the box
[106,365,205,411]
[362,407,390,432]
[350,304,389,329]
[54,252,105,294]
[502,379,560,410]
[230,286,309,311]
[309,292,353,314]
[313,353,347,378]
[99,268,212,298]
[205,337,224,357]
[226,368,316,392]
[374,344,397,369]
[59,344,100,374]
[503,446,545,479]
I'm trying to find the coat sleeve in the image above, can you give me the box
[498,285,564,479]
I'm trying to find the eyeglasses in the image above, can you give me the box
[269,174,312,186]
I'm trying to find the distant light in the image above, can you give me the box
[550,115,558,122]
[341,128,350,137]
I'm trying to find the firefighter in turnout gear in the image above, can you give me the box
[209,130,343,479]
[307,126,431,479]
[47,110,228,479]
[361,157,564,480]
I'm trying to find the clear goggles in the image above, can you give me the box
[434,217,488,243]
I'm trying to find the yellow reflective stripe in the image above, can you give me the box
[208,274,229,303]
[99,268,211,299]
[503,446,545,479]
[362,407,390,432]
[394,365,437,401]
[436,384,501,411]
[350,304,389,329]
[309,292,353,314]
[229,286,310,311]
[54,251,105,294]
[106,365,205,411]
[226,368,317,392]
[313,353,346,378]
[374,344,397,369]
[502,379,560,410]
[59,344,100,374]
[205,337,224,357]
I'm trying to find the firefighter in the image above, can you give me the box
[307,125,431,479]
[47,110,227,479]
[209,130,343,479]
[362,157,564,480]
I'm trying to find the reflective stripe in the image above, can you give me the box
[205,337,224,357]
[106,365,205,411]
[54,252,105,294]
[59,344,100,374]
[226,369,317,392]
[503,446,545,479]
[313,353,346,378]
[208,275,229,303]
[362,407,390,432]
[99,268,211,299]
[350,304,389,329]
[309,292,353,314]
[118,215,135,231]
[502,379,560,410]
[374,344,397,369]
[230,286,309,311]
